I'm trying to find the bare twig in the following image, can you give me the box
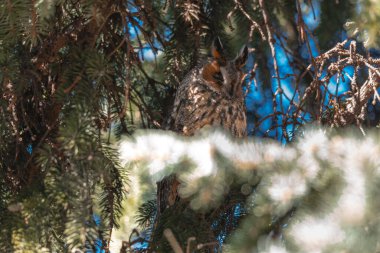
[164,229,184,253]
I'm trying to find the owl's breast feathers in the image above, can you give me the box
[169,62,247,137]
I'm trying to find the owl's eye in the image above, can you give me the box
[212,71,224,84]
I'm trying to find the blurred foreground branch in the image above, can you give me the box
[120,128,380,252]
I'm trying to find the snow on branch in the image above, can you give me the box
[119,128,380,252]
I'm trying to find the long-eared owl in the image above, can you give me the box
[168,38,249,138]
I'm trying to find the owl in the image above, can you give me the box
[168,38,249,138]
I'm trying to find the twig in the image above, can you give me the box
[259,0,284,138]
[164,229,184,253]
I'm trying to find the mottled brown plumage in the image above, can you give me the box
[168,38,249,137]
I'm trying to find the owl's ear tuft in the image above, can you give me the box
[234,45,249,68]
[211,37,225,63]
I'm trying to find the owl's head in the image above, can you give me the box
[202,37,249,98]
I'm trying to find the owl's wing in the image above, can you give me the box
[171,80,222,135]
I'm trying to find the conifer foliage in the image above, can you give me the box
[121,128,380,253]
[1,0,380,252]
